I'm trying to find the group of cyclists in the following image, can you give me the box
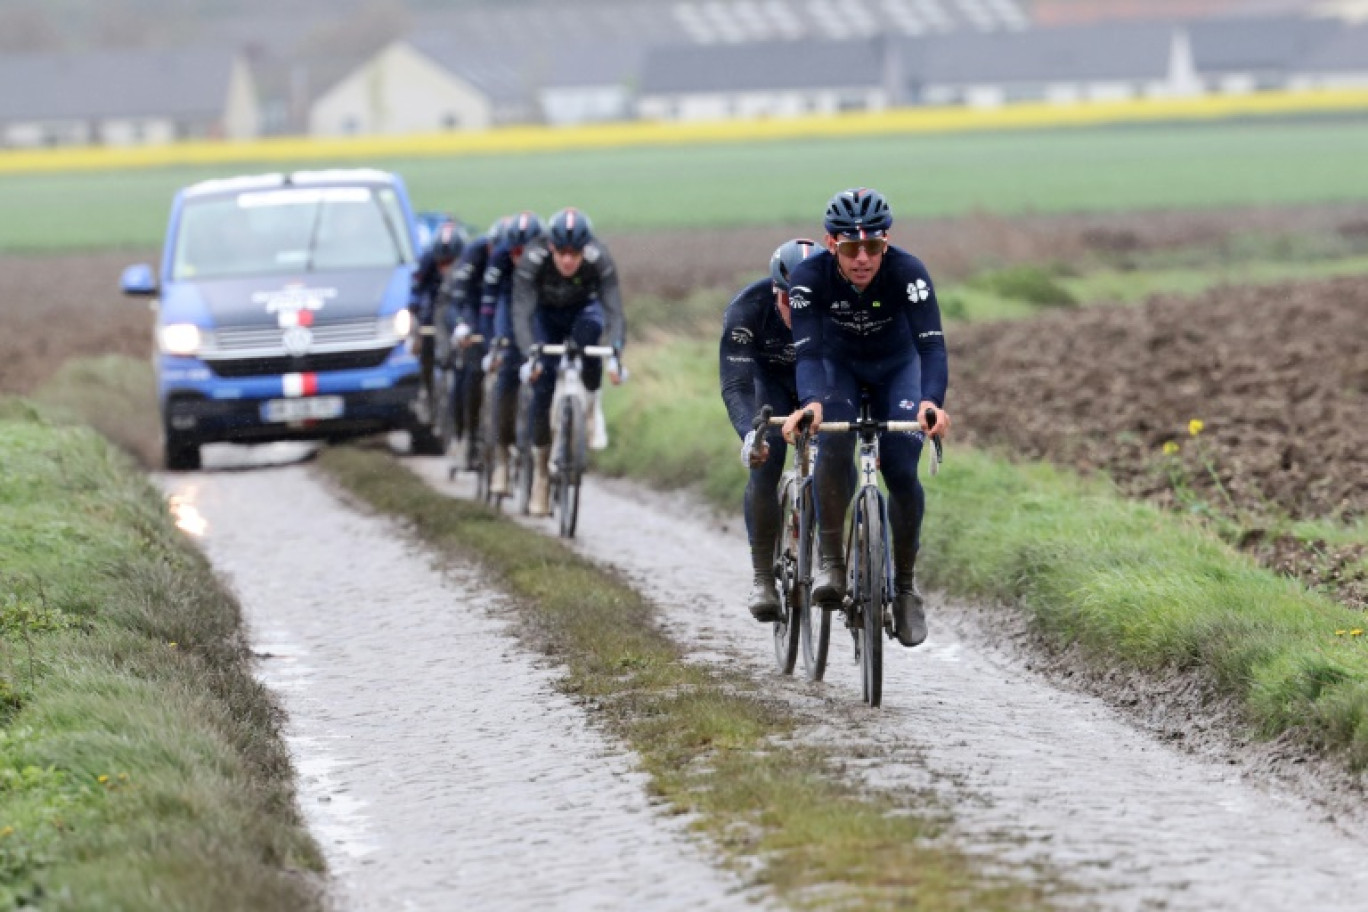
[407,185,951,649]
[721,187,951,649]
[407,206,626,518]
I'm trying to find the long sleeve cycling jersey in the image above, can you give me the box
[408,249,446,326]
[480,242,524,342]
[511,238,625,355]
[443,241,492,335]
[788,247,947,408]
[718,278,797,438]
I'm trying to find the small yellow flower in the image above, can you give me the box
[1162,441,1180,455]
[97,775,109,784]
[118,772,130,781]
[1336,629,1348,636]
[168,642,177,649]
[1188,419,1205,436]
[1352,629,1364,638]
[0,826,14,838]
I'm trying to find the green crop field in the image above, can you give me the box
[3,118,1368,252]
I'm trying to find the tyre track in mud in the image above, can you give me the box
[156,445,767,912]
[411,458,1368,912]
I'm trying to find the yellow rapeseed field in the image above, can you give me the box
[2,88,1367,175]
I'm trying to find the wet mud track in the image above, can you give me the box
[413,459,1368,912]
[157,446,765,912]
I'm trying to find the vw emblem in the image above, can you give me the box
[282,326,313,356]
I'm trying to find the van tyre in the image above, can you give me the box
[163,429,201,471]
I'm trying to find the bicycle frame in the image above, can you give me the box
[539,342,614,537]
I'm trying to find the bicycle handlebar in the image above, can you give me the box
[765,415,926,434]
[539,344,616,359]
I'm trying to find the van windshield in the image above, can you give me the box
[172,186,414,280]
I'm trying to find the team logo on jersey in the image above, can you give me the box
[831,299,851,313]
[731,327,754,345]
[907,279,930,302]
[789,286,812,310]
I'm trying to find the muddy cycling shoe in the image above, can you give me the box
[892,578,927,647]
[748,575,782,623]
[813,558,846,608]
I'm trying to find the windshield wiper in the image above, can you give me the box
[303,201,325,273]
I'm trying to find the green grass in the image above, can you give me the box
[6,120,1368,251]
[0,403,322,911]
[318,446,1069,911]
[597,338,1368,770]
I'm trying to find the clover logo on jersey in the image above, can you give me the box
[907,279,930,302]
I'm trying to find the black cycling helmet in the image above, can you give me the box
[501,210,543,249]
[823,187,892,237]
[548,207,594,251]
[430,219,465,264]
[486,215,510,245]
[769,238,821,293]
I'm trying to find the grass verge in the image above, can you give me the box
[317,445,1066,911]
[597,340,1368,772]
[0,401,322,911]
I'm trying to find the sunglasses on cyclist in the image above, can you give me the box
[835,237,888,257]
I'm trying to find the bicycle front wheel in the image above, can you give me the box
[798,480,828,681]
[557,395,584,538]
[772,477,801,675]
[854,489,885,707]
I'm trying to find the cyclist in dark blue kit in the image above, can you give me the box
[719,238,821,622]
[781,188,952,648]
[445,215,509,469]
[480,211,543,495]
[409,219,464,430]
[512,207,625,516]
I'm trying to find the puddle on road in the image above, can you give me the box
[412,459,1368,912]
[159,459,765,912]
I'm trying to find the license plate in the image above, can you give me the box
[261,396,344,423]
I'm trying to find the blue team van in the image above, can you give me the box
[121,169,429,469]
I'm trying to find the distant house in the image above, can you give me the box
[915,21,1197,106]
[637,39,896,121]
[1288,22,1368,87]
[1187,15,1343,92]
[0,49,257,148]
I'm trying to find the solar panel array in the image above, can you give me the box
[669,0,1028,44]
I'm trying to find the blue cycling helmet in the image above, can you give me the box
[429,219,465,264]
[501,211,543,248]
[769,238,821,293]
[548,207,594,251]
[485,215,510,244]
[823,188,892,237]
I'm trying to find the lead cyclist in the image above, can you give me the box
[781,188,952,648]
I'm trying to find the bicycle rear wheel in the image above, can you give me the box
[557,395,584,538]
[854,489,885,707]
[514,382,535,514]
[772,477,802,675]
[796,481,828,681]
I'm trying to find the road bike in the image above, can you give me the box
[755,406,813,676]
[445,332,485,481]
[792,400,941,707]
[538,341,615,539]
[473,340,510,509]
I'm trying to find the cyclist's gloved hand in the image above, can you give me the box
[518,360,534,384]
[481,351,496,373]
[608,355,627,385]
[739,430,770,469]
[451,322,471,346]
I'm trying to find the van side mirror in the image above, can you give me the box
[121,263,158,296]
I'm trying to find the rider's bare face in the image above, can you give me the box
[827,234,887,292]
[552,246,584,278]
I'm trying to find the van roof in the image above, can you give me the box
[181,168,399,199]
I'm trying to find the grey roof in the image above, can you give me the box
[1299,22,1368,72]
[640,38,888,94]
[406,37,535,105]
[917,20,1174,84]
[1187,15,1342,72]
[0,48,239,122]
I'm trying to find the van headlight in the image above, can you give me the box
[159,323,202,355]
[391,309,412,339]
